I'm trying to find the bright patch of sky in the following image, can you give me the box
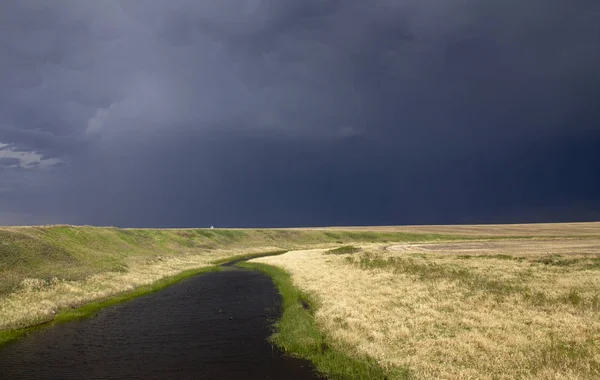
[0,142,62,168]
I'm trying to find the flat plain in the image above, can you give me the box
[253,225,600,379]
[0,225,455,332]
[294,221,600,237]
[2,222,600,379]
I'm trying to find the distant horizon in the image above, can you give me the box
[2,220,599,229]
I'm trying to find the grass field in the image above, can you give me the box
[299,221,600,237]
[0,225,459,334]
[239,261,405,379]
[253,234,600,379]
[2,222,600,378]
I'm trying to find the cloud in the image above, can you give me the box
[0,0,599,226]
[0,157,20,168]
[3,0,599,145]
[0,211,59,226]
[0,143,62,168]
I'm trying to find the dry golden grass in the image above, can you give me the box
[4,225,454,332]
[254,238,600,379]
[298,221,600,237]
[0,246,279,330]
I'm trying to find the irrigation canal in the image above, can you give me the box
[0,265,322,379]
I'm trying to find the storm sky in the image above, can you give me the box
[1,0,599,227]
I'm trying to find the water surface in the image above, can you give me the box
[0,267,322,380]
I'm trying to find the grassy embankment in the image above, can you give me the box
[253,234,600,379]
[240,260,411,379]
[0,225,463,347]
[0,265,220,348]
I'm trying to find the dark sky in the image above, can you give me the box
[1,0,599,227]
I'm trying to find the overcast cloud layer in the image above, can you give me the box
[1,0,599,227]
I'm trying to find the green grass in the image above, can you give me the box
[532,255,600,269]
[239,261,411,379]
[353,253,600,311]
[0,225,475,350]
[536,334,600,376]
[0,265,220,348]
[0,226,467,297]
[212,250,289,265]
[326,245,361,255]
[0,249,294,348]
[355,254,525,297]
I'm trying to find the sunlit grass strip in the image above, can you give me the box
[326,245,361,255]
[0,266,220,348]
[212,250,288,265]
[0,225,470,296]
[255,243,600,378]
[239,261,410,380]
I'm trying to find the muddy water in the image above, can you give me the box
[0,267,322,379]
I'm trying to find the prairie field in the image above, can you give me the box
[301,221,600,237]
[2,222,600,378]
[253,237,600,379]
[0,225,455,332]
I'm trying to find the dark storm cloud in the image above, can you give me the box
[0,158,20,167]
[0,0,599,226]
